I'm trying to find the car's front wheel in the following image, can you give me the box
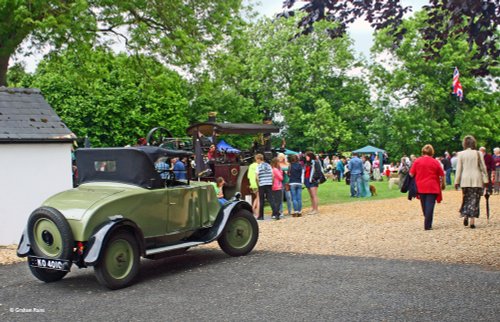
[218,209,259,256]
[94,230,140,290]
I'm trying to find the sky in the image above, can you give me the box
[15,0,429,73]
[254,0,428,58]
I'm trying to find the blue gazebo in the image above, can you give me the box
[352,145,385,155]
[352,145,385,170]
[284,149,299,155]
[216,139,240,153]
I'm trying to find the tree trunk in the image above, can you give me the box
[0,54,10,87]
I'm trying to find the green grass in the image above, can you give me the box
[264,179,404,212]
[308,179,403,208]
[316,180,404,205]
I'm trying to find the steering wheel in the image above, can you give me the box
[146,127,174,147]
[164,170,176,187]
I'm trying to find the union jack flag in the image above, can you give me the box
[452,67,463,101]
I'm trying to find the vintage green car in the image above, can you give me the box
[17,146,258,289]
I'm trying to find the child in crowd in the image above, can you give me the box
[214,177,228,206]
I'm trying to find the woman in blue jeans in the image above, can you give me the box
[288,154,304,217]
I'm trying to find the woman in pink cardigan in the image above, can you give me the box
[270,157,284,220]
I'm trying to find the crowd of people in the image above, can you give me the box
[408,136,498,230]
[243,136,499,231]
[145,134,499,231]
[245,149,390,220]
[248,151,323,220]
[154,156,188,181]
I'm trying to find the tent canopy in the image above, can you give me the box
[352,145,385,154]
[216,139,240,154]
[284,149,299,155]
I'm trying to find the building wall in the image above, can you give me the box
[0,143,73,245]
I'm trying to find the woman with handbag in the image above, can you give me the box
[304,151,321,215]
[454,135,489,229]
[409,144,445,230]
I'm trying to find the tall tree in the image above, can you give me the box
[191,14,373,152]
[0,0,242,86]
[247,17,372,152]
[369,11,499,157]
[26,47,191,147]
[280,0,499,76]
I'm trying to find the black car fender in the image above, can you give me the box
[202,199,253,243]
[84,216,145,266]
[16,228,32,257]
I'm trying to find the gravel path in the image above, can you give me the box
[2,190,499,269]
[250,190,499,269]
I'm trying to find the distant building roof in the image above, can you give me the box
[0,87,76,143]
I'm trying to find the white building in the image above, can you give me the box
[0,88,76,245]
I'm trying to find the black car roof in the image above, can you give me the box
[76,147,192,189]
[134,146,193,161]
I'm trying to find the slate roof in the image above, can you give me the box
[0,87,76,143]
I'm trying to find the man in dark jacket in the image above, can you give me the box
[441,153,452,185]
[480,147,496,193]
[348,153,363,197]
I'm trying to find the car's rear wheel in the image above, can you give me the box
[27,207,74,283]
[218,209,258,256]
[94,230,140,290]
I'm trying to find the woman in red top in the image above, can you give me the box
[409,144,445,230]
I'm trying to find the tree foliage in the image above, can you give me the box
[369,11,499,157]
[5,2,497,158]
[0,0,243,86]
[420,0,499,76]
[20,47,191,147]
[281,0,499,76]
[191,14,373,152]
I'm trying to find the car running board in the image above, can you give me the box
[145,241,205,256]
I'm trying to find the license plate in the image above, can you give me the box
[28,256,71,272]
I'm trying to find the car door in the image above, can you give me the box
[166,185,201,233]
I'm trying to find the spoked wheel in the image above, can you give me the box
[94,230,140,290]
[218,209,259,256]
[146,127,173,147]
[27,207,74,282]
